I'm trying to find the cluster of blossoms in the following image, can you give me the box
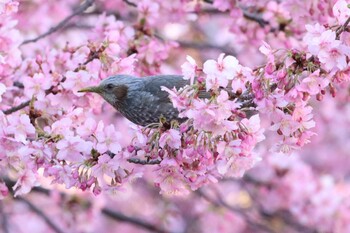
[249,155,350,233]
[0,0,349,232]
[0,0,349,200]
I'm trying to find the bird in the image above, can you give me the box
[78,74,193,127]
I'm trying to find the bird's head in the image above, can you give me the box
[78,74,142,108]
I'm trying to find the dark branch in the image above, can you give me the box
[0,202,9,233]
[176,40,236,56]
[336,16,350,39]
[127,157,161,165]
[196,189,274,233]
[201,0,269,27]
[3,100,31,115]
[3,177,168,233]
[242,9,269,27]
[102,208,169,233]
[122,0,137,7]
[15,197,66,233]
[21,0,95,45]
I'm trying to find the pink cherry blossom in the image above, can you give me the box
[181,55,197,85]
[203,53,241,91]
[22,73,52,100]
[297,70,330,95]
[62,70,96,97]
[13,170,39,196]
[56,135,93,162]
[95,122,122,154]
[5,114,36,144]
[159,129,181,149]
[318,44,350,71]
[333,0,350,24]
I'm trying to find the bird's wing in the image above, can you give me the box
[142,75,189,102]
[142,75,211,101]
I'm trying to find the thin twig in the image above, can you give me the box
[336,16,350,39]
[176,40,236,55]
[241,175,317,233]
[0,202,9,233]
[102,208,169,233]
[21,0,95,45]
[242,9,269,27]
[123,0,137,7]
[2,42,103,116]
[3,100,31,115]
[127,157,161,165]
[3,177,169,233]
[196,189,274,233]
[201,0,269,27]
[16,197,66,233]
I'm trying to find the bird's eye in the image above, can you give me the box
[106,84,114,90]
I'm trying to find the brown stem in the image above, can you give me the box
[0,202,9,233]
[336,16,350,39]
[21,0,95,46]
[196,189,274,233]
[102,208,169,233]
[3,100,31,115]
[127,157,161,165]
[123,0,137,7]
[15,197,66,233]
[3,177,170,233]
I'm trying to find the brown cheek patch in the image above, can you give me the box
[114,85,128,100]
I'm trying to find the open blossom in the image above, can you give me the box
[297,70,330,95]
[155,161,190,195]
[62,70,96,97]
[185,95,239,136]
[307,30,338,55]
[240,114,265,143]
[159,129,181,149]
[13,170,39,196]
[5,114,36,144]
[303,23,326,46]
[333,0,350,24]
[292,103,315,130]
[22,73,52,100]
[56,136,93,162]
[91,153,119,178]
[203,53,241,91]
[0,0,18,15]
[137,0,160,26]
[181,55,197,85]
[95,122,122,154]
[318,44,350,71]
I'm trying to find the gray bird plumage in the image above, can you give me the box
[79,74,190,126]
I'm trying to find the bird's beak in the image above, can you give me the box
[78,86,102,94]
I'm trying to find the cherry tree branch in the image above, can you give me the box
[2,41,105,116]
[15,197,66,233]
[202,0,268,27]
[239,175,317,233]
[3,177,169,233]
[336,16,350,39]
[122,0,137,7]
[102,208,169,233]
[21,0,95,45]
[127,157,161,165]
[176,40,236,55]
[0,202,9,233]
[196,189,274,233]
[3,100,31,115]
